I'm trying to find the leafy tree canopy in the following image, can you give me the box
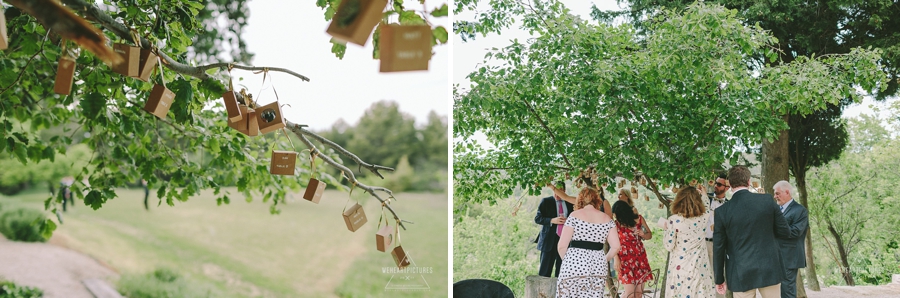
[453,2,885,208]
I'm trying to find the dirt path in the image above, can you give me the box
[803,284,900,298]
[0,235,118,298]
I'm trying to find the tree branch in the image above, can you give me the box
[519,95,574,169]
[294,127,394,179]
[286,122,411,230]
[59,0,310,82]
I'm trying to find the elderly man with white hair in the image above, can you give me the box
[773,180,809,298]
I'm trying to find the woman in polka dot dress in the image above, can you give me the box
[556,187,621,298]
[612,200,654,298]
[664,187,714,298]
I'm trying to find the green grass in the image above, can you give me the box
[0,187,448,297]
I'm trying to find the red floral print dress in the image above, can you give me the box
[616,216,654,285]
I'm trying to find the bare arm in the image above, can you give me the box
[558,224,574,259]
[638,216,652,240]
[605,224,620,261]
[549,185,577,205]
[602,200,612,218]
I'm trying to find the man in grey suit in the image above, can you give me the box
[774,180,809,298]
[714,165,791,298]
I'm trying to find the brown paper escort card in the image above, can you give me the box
[223,90,243,123]
[256,101,285,134]
[303,178,326,204]
[144,84,174,119]
[246,108,260,136]
[391,246,410,269]
[376,224,393,252]
[112,43,140,77]
[0,12,8,50]
[379,24,433,72]
[269,151,298,175]
[54,57,76,95]
[342,202,368,232]
[135,49,158,82]
[227,105,251,135]
[326,0,388,46]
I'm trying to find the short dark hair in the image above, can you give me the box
[727,165,751,188]
[717,172,727,180]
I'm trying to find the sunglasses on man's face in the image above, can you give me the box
[715,182,727,187]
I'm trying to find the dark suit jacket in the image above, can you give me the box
[713,189,791,292]
[776,200,808,269]
[534,196,574,252]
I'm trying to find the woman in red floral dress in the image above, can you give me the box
[612,200,653,298]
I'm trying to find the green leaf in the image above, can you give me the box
[40,219,57,240]
[430,4,448,17]
[330,39,347,59]
[399,11,426,25]
[433,26,449,45]
[84,190,103,210]
[80,92,105,120]
[13,142,27,165]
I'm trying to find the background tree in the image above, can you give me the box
[598,0,900,290]
[806,109,900,286]
[1,0,447,235]
[454,1,885,295]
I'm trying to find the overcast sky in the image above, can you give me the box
[453,0,895,127]
[232,1,449,131]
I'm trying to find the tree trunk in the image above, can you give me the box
[659,206,672,298]
[826,221,855,286]
[797,271,807,298]
[761,117,790,194]
[525,275,557,298]
[795,173,821,291]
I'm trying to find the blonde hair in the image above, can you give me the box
[671,186,706,218]
[617,188,633,206]
[576,188,602,211]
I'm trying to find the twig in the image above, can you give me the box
[519,95,574,169]
[287,122,411,230]
[60,0,310,82]
[0,30,50,96]
[295,126,394,179]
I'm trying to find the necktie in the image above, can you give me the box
[780,204,786,213]
[556,200,564,236]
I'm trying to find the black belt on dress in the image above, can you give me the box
[569,240,604,251]
[706,237,714,242]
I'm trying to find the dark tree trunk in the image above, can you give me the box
[827,221,855,286]
[762,116,790,194]
[795,173,821,291]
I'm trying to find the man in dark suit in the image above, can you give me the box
[714,165,791,298]
[534,184,574,277]
[773,180,809,298]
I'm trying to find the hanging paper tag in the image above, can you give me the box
[144,84,174,119]
[54,57,77,95]
[223,90,243,123]
[246,108,260,136]
[325,0,388,46]
[269,151,298,175]
[0,12,8,49]
[112,43,140,77]
[303,178,326,204]
[376,224,393,252]
[256,101,285,134]
[379,24,433,73]
[391,246,410,269]
[342,202,368,232]
[136,49,158,82]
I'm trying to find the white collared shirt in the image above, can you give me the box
[706,195,727,239]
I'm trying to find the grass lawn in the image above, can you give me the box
[0,187,448,298]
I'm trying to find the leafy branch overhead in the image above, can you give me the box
[453,2,886,207]
[0,0,425,237]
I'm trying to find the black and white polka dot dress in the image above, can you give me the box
[556,217,614,298]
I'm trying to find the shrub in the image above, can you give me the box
[0,279,44,298]
[117,268,220,298]
[0,208,47,243]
